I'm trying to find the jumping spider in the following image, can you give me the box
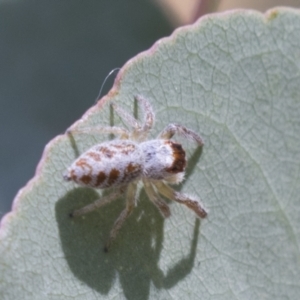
[64,95,207,251]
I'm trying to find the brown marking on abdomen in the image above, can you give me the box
[123,162,142,181]
[96,171,106,186]
[76,158,92,169]
[99,146,116,159]
[108,168,120,186]
[125,163,138,174]
[111,143,136,155]
[81,175,92,184]
[74,158,93,180]
[86,151,101,161]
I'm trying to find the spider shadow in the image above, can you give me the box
[56,187,201,299]
[185,145,203,181]
[66,132,81,157]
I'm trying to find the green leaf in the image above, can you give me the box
[1,7,300,300]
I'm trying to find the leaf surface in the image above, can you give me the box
[1,8,300,300]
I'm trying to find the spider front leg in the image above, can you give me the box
[158,123,204,146]
[153,181,207,218]
[104,182,138,252]
[112,95,155,140]
[134,95,154,134]
[111,102,141,130]
[143,180,171,218]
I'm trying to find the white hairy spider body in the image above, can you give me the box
[66,139,185,189]
[64,95,206,251]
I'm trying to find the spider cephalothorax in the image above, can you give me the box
[64,95,207,251]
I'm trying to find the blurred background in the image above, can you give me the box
[1,0,299,217]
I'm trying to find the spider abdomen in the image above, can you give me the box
[64,140,143,188]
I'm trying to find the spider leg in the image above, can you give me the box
[67,126,130,139]
[153,181,207,218]
[134,95,155,133]
[143,180,171,218]
[104,182,137,252]
[111,102,141,130]
[70,188,123,218]
[157,123,204,146]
